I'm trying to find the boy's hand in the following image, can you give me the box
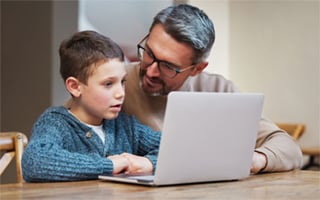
[120,153,153,175]
[108,154,129,174]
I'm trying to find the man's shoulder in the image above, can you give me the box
[194,70,229,80]
[182,71,239,92]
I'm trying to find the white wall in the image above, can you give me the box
[78,0,173,60]
[191,0,319,147]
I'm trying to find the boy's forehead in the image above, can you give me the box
[91,59,126,75]
[92,59,124,70]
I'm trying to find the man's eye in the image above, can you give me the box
[162,63,176,71]
[144,52,154,60]
[144,48,155,58]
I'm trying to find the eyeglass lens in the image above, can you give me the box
[138,46,179,78]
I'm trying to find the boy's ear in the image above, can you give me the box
[65,77,81,97]
[190,62,208,76]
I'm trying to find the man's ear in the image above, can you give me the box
[65,77,81,97]
[190,62,208,76]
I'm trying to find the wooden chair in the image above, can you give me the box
[276,123,305,140]
[301,146,320,170]
[0,132,28,183]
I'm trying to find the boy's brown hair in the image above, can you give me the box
[59,30,124,84]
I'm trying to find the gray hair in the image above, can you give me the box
[150,4,215,63]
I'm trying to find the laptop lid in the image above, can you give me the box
[99,92,264,186]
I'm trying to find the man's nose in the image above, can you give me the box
[146,61,161,77]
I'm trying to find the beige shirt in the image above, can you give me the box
[123,62,303,172]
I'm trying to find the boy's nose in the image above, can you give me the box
[115,86,125,99]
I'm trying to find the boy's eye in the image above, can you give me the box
[105,82,113,87]
[121,79,127,85]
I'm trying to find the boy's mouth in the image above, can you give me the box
[110,104,122,112]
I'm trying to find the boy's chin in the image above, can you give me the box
[105,112,120,120]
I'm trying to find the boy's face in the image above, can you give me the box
[70,59,127,125]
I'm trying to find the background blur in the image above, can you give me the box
[1,0,319,183]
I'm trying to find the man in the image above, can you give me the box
[123,4,303,174]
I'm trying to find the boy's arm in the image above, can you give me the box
[22,118,114,182]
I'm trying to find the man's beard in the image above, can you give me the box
[139,68,168,96]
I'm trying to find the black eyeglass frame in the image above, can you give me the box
[137,34,196,78]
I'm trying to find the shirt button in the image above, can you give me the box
[86,131,92,138]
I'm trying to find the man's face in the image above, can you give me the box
[138,24,196,96]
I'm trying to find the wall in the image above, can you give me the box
[190,0,319,148]
[51,1,78,106]
[189,0,230,77]
[228,1,319,148]
[1,1,52,183]
[79,0,172,60]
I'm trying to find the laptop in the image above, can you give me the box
[99,92,264,186]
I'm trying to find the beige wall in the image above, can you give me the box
[229,1,319,148]
[191,0,319,147]
[194,1,231,77]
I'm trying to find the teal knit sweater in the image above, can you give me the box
[22,106,161,182]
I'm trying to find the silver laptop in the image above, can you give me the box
[99,92,264,186]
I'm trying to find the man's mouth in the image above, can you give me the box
[144,76,162,87]
[139,68,166,96]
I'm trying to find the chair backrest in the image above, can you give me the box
[0,132,28,183]
[276,123,305,140]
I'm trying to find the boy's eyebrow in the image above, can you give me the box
[102,72,128,81]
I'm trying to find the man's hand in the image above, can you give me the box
[250,151,267,174]
[120,153,153,175]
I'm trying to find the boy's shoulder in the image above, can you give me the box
[36,106,69,122]
[42,106,67,115]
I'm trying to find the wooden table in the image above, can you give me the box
[1,170,319,200]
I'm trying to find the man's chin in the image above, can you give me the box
[139,81,163,96]
[138,71,168,96]
[147,91,163,97]
[141,86,163,96]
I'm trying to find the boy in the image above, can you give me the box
[22,31,161,182]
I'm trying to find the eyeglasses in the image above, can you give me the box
[137,35,195,78]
